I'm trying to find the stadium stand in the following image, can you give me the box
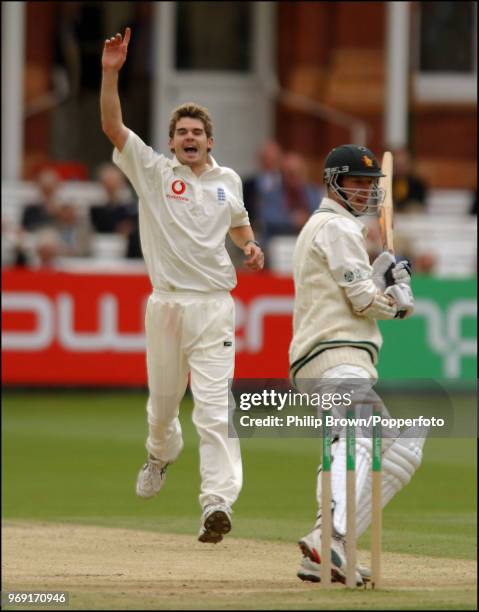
[2,181,477,276]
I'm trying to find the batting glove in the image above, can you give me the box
[390,259,412,286]
[372,251,396,291]
[372,252,412,290]
[385,283,414,319]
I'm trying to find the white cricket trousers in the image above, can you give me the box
[296,359,425,538]
[144,289,242,510]
[295,360,378,536]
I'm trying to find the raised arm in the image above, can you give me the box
[100,27,131,152]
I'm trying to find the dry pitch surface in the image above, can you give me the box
[2,521,476,610]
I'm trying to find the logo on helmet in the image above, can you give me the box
[362,155,373,168]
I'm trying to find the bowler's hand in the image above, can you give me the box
[243,242,264,271]
[102,27,131,72]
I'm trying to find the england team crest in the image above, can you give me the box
[217,187,226,203]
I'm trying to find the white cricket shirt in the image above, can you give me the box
[113,129,250,292]
[313,197,377,312]
[289,197,382,380]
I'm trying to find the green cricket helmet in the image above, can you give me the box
[323,144,385,216]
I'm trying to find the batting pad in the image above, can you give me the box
[355,426,428,537]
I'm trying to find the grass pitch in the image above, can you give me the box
[2,390,477,609]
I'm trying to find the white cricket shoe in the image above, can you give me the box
[298,527,322,564]
[298,529,364,586]
[135,455,169,499]
[198,496,232,544]
[297,557,322,583]
[297,556,371,584]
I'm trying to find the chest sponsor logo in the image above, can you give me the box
[172,180,186,195]
[167,179,189,202]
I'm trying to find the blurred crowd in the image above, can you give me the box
[3,143,470,275]
[2,164,140,268]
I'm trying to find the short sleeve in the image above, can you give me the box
[229,171,250,228]
[112,129,168,199]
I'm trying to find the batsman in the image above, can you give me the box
[289,144,427,585]
[100,29,264,544]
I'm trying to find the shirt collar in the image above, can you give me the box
[171,154,219,174]
[317,196,368,236]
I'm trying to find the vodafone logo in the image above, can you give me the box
[172,180,186,195]
[167,179,189,202]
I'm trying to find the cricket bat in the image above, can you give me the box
[378,151,394,254]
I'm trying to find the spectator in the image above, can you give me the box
[256,151,320,258]
[15,203,93,267]
[21,168,63,231]
[281,152,321,232]
[33,227,64,269]
[89,163,134,233]
[54,203,92,257]
[242,140,283,226]
[2,218,30,267]
[228,140,283,269]
[392,147,428,213]
[413,252,437,275]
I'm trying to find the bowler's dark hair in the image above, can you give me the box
[168,103,213,139]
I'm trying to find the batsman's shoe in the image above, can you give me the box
[358,565,372,583]
[198,497,232,544]
[298,530,364,586]
[297,556,371,584]
[330,535,364,586]
[135,455,169,499]
[297,557,322,583]
[298,528,321,564]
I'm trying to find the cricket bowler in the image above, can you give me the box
[289,144,427,584]
[100,28,264,543]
